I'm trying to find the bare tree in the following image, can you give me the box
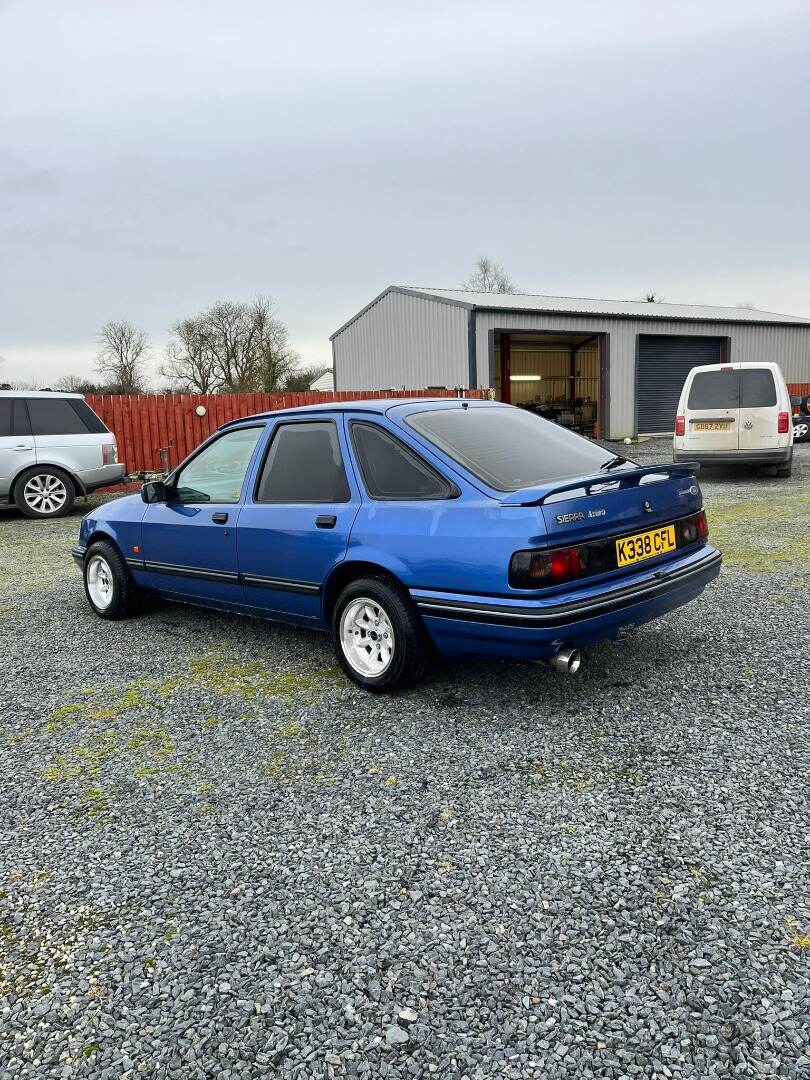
[54,374,102,393]
[161,296,298,393]
[161,318,219,394]
[96,320,150,392]
[283,363,331,392]
[462,256,517,294]
[641,290,665,303]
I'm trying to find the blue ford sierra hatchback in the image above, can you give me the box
[73,399,721,691]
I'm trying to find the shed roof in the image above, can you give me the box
[331,286,810,339]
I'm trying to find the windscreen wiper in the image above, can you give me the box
[599,455,629,472]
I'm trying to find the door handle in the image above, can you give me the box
[316,514,337,529]
[212,512,229,524]
[14,445,32,451]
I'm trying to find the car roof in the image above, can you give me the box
[0,390,83,398]
[219,396,502,428]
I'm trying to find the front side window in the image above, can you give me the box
[174,426,262,504]
[687,371,739,410]
[351,422,456,500]
[739,369,776,408]
[256,421,350,503]
[404,406,615,492]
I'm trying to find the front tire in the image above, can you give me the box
[332,576,429,692]
[15,466,75,519]
[83,541,139,619]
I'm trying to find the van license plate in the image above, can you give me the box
[615,525,676,567]
[692,422,731,431]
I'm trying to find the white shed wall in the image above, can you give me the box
[473,311,810,438]
[333,290,469,391]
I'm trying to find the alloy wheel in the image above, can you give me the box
[340,597,395,676]
[86,554,114,611]
[23,473,68,516]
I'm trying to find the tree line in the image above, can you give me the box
[54,296,329,396]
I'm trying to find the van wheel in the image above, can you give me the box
[332,576,430,692]
[83,541,139,619]
[15,466,76,519]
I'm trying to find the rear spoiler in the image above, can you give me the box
[499,463,700,507]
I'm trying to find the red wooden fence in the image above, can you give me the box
[85,389,490,475]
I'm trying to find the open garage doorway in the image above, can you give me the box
[493,330,606,438]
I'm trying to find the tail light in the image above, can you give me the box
[509,510,709,589]
[102,442,118,465]
[675,415,686,436]
[777,412,789,434]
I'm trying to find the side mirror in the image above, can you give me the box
[141,480,169,504]
[790,395,802,407]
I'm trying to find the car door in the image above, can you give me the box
[737,367,779,452]
[238,417,360,621]
[139,424,264,605]
[683,368,740,452]
[0,398,36,500]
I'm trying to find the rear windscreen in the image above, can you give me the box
[687,369,777,410]
[404,406,616,491]
[739,369,776,408]
[687,371,739,410]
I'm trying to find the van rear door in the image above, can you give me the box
[737,368,779,452]
[684,369,739,453]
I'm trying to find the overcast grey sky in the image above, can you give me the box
[1,0,808,386]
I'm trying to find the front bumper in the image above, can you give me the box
[71,545,86,568]
[674,448,791,466]
[412,544,722,661]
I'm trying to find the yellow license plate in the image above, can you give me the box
[616,525,676,567]
[692,422,731,431]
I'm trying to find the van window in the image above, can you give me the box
[739,369,776,408]
[687,371,739,410]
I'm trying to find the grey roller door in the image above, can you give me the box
[637,335,724,434]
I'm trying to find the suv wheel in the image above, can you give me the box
[15,466,75,519]
[332,575,430,692]
[792,419,809,443]
[83,540,139,619]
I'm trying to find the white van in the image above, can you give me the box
[673,362,793,477]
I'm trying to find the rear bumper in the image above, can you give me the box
[674,448,791,466]
[80,464,126,492]
[412,545,722,661]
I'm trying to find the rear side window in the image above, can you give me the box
[740,369,776,407]
[351,422,456,500]
[27,397,101,436]
[0,399,32,437]
[687,371,739,410]
[256,422,350,503]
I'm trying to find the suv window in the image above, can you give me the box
[404,407,615,492]
[739,369,776,408]
[687,371,739,410]
[27,398,94,435]
[350,422,457,500]
[175,426,263,504]
[0,399,32,438]
[256,422,350,503]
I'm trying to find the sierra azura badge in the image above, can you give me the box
[556,508,607,525]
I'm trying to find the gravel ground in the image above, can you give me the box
[1,443,808,1079]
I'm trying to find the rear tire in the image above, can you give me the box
[83,540,139,619]
[15,466,75,519]
[332,575,430,692]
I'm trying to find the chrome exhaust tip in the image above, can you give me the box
[548,646,582,674]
